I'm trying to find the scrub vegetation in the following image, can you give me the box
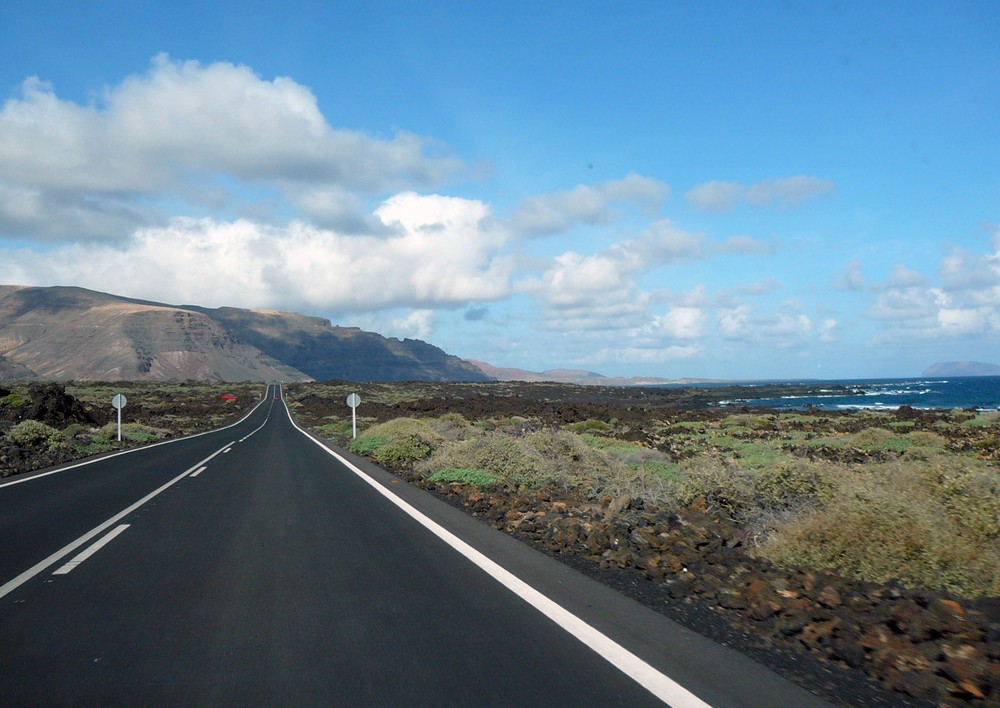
[0,381,264,476]
[291,380,1000,599]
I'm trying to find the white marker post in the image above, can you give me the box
[346,393,361,439]
[111,393,127,442]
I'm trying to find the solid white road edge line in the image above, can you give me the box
[284,404,710,708]
[0,441,234,600]
[52,525,131,575]
[0,383,276,490]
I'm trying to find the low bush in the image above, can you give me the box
[759,457,1000,597]
[7,419,61,447]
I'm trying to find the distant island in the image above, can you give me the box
[922,361,1000,377]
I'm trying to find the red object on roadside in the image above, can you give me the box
[220,393,238,400]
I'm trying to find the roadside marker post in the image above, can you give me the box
[111,394,127,442]
[346,393,361,439]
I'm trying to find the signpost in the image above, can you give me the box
[346,393,361,439]
[111,393,127,442]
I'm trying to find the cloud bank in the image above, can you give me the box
[0,54,464,240]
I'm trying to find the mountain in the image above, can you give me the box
[468,360,716,386]
[0,285,490,383]
[185,306,489,383]
[922,361,1000,377]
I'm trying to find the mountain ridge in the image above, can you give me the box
[922,361,1000,377]
[0,285,490,383]
[468,360,720,386]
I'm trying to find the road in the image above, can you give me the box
[0,384,830,706]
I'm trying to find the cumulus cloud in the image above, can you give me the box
[507,173,669,237]
[717,304,813,347]
[517,219,705,329]
[864,229,1000,340]
[0,55,464,240]
[652,307,706,340]
[0,193,510,313]
[685,175,834,212]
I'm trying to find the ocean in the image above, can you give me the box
[713,376,1000,411]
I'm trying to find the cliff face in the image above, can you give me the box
[187,306,491,382]
[0,285,491,383]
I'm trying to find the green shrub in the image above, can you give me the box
[371,435,433,466]
[759,458,1000,597]
[7,419,61,446]
[427,432,547,484]
[666,457,833,522]
[427,467,499,485]
[0,392,25,407]
[348,434,392,456]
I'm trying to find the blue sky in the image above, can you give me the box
[0,1,997,380]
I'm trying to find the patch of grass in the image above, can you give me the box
[580,434,644,456]
[962,412,1000,428]
[427,467,499,485]
[348,434,392,456]
[0,392,26,406]
[564,419,613,434]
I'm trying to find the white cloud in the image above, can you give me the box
[0,193,510,313]
[834,260,868,291]
[885,264,927,288]
[507,173,669,237]
[717,304,813,346]
[653,307,705,339]
[0,55,464,240]
[684,181,744,213]
[593,344,704,365]
[744,176,835,207]
[685,175,834,212]
[718,234,773,254]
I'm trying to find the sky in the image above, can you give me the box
[0,1,997,380]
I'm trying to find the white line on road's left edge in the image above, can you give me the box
[52,525,130,575]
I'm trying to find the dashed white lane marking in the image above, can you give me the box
[283,404,710,708]
[190,466,207,478]
[222,448,232,454]
[52,525,130,575]
[0,441,235,600]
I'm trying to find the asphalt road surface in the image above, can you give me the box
[0,384,830,706]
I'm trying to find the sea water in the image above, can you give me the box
[716,376,1000,411]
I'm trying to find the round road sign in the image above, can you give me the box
[346,393,361,408]
[112,394,127,410]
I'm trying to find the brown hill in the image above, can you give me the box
[0,286,307,382]
[0,285,491,383]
